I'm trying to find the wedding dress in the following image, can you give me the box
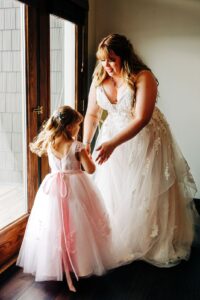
[92,80,197,267]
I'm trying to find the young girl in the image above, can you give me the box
[17,105,117,292]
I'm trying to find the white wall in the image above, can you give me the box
[88,0,200,197]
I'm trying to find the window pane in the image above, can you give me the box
[50,15,76,113]
[0,0,27,229]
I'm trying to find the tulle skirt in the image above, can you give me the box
[17,171,118,281]
[93,106,198,267]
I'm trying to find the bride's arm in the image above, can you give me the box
[83,80,103,152]
[96,71,157,164]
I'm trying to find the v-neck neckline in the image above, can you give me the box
[50,142,74,161]
[101,84,126,105]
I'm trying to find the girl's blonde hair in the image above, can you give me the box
[93,33,151,89]
[30,105,83,157]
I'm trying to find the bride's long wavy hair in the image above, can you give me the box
[93,33,151,89]
[30,105,83,157]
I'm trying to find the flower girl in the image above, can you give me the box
[17,105,116,292]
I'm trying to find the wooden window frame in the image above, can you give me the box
[0,0,88,272]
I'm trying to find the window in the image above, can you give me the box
[0,0,27,230]
[50,15,76,111]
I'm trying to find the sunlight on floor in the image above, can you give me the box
[0,183,26,229]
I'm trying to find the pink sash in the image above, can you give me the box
[43,171,82,282]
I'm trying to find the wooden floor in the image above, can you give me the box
[0,246,200,300]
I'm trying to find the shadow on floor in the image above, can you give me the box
[0,246,200,300]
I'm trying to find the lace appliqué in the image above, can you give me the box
[150,224,159,238]
[154,137,161,153]
[75,141,85,153]
[91,212,111,237]
[165,163,170,180]
[142,158,150,175]
[66,231,76,254]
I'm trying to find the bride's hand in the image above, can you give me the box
[95,141,115,164]
[84,143,91,154]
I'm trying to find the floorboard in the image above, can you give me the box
[0,246,200,300]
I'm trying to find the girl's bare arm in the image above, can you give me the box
[79,148,96,174]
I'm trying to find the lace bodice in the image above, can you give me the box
[47,141,84,172]
[96,85,134,116]
[96,84,172,138]
[96,85,135,131]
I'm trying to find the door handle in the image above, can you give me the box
[33,106,43,115]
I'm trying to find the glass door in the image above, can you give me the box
[0,0,27,229]
[0,0,39,271]
[50,15,76,112]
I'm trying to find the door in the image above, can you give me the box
[0,1,38,271]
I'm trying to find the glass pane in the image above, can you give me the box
[0,0,27,228]
[50,15,76,113]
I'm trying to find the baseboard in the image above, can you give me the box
[0,256,17,275]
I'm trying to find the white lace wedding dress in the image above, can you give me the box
[92,82,198,267]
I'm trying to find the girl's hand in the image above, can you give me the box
[95,141,115,164]
[80,148,96,174]
[88,151,93,160]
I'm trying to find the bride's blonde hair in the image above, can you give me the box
[30,105,83,157]
[93,33,151,89]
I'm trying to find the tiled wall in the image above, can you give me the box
[0,0,23,183]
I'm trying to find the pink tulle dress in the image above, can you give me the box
[17,141,117,282]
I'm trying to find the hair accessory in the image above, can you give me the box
[53,111,59,118]
[53,111,65,122]
[58,112,65,121]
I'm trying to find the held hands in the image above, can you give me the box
[95,141,115,164]
[85,143,91,155]
[84,144,93,159]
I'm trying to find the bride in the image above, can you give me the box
[83,33,197,267]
